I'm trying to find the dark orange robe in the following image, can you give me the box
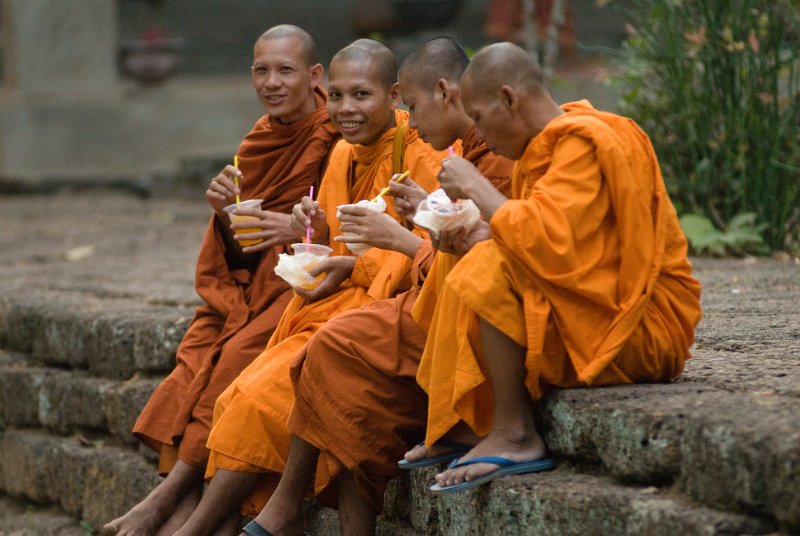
[287,127,515,511]
[132,88,339,471]
[204,109,445,518]
[417,101,703,447]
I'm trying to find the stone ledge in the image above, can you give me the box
[0,290,191,378]
[0,356,162,444]
[0,429,777,535]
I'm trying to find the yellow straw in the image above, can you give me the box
[371,170,410,202]
[234,155,241,205]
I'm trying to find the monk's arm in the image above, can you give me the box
[336,206,422,258]
[438,156,508,221]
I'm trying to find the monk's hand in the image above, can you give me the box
[335,205,422,258]
[228,208,295,253]
[294,256,357,302]
[437,156,486,201]
[386,176,428,219]
[206,165,242,215]
[431,220,491,256]
[291,196,329,244]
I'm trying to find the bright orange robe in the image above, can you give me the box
[417,101,703,446]
[132,88,339,471]
[287,127,515,511]
[204,109,444,517]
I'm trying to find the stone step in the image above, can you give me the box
[0,350,161,445]
[0,428,776,535]
[0,288,192,379]
[0,494,86,535]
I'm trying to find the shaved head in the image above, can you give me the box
[259,24,317,66]
[463,42,546,98]
[331,39,397,89]
[399,36,469,90]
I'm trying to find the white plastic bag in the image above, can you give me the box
[274,243,333,290]
[413,189,481,238]
[336,196,387,256]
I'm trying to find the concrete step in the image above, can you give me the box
[0,494,86,535]
[0,428,776,535]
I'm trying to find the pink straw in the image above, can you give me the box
[305,186,314,250]
[448,145,455,156]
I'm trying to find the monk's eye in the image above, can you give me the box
[252,66,267,75]
[355,91,369,99]
[328,91,341,100]
[280,66,294,74]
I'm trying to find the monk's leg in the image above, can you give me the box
[250,435,319,536]
[434,317,547,487]
[336,471,376,536]
[103,460,204,535]
[172,469,260,536]
[154,481,202,536]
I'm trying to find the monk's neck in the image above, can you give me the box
[527,96,565,137]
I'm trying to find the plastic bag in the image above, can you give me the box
[413,188,480,238]
[336,196,387,256]
[274,243,332,290]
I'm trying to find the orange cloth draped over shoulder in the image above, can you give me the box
[132,88,339,471]
[286,125,515,512]
[417,101,702,447]
[205,109,444,518]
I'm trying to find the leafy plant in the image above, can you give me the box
[612,0,800,251]
[680,212,768,255]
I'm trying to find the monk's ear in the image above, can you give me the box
[388,82,401,109]
[309,63,324,87]
[436,78,459,108]
[500,85,517,112]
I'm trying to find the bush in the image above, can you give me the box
[613,0,800,251]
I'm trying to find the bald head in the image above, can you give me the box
[399,36,469,90]
[463,42,546,98]
[259,24,317,66]
[331,39,397,89]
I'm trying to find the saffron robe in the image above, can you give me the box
[132,88,339,471]
[205,109,444,517]
[287,127,515,511]
[417,101,703,447]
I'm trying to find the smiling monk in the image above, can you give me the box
[103,25,339,536]
[242,37,515,536]
[412,42,702,494]
[168,39,445,536]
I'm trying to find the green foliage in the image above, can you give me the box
[680,212,768,255]
[80,520,96,535]
[613,0,800,251]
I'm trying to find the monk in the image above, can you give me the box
[102,25,339,536]
[407,42,703,494]
[170,39,444,536]
[246,37,516,536]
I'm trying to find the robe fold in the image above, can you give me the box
[417,101,702,446]
[286,127,515,511]
[132,88,339,471]
[204,109,444,517]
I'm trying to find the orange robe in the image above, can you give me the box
[287,126,515,511]
[204,109,444,517]
[132,88,339,471]
[417,101,703,446]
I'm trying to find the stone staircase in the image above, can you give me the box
[0,193,797,534]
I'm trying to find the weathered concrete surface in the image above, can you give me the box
[0,191,798,533]
[0,494,86,535]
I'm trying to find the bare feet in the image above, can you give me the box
[103,499,167,536]
[402,421,480,463]
[434,429,548,488]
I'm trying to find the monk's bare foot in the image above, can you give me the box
[248,494,304,536]
[434,430,548,487]
[403,421,480,463]
[103,499,167,536]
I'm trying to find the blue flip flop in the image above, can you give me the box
[397,439,473,470]
[429,455,556,495]
[241,520,309,536]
